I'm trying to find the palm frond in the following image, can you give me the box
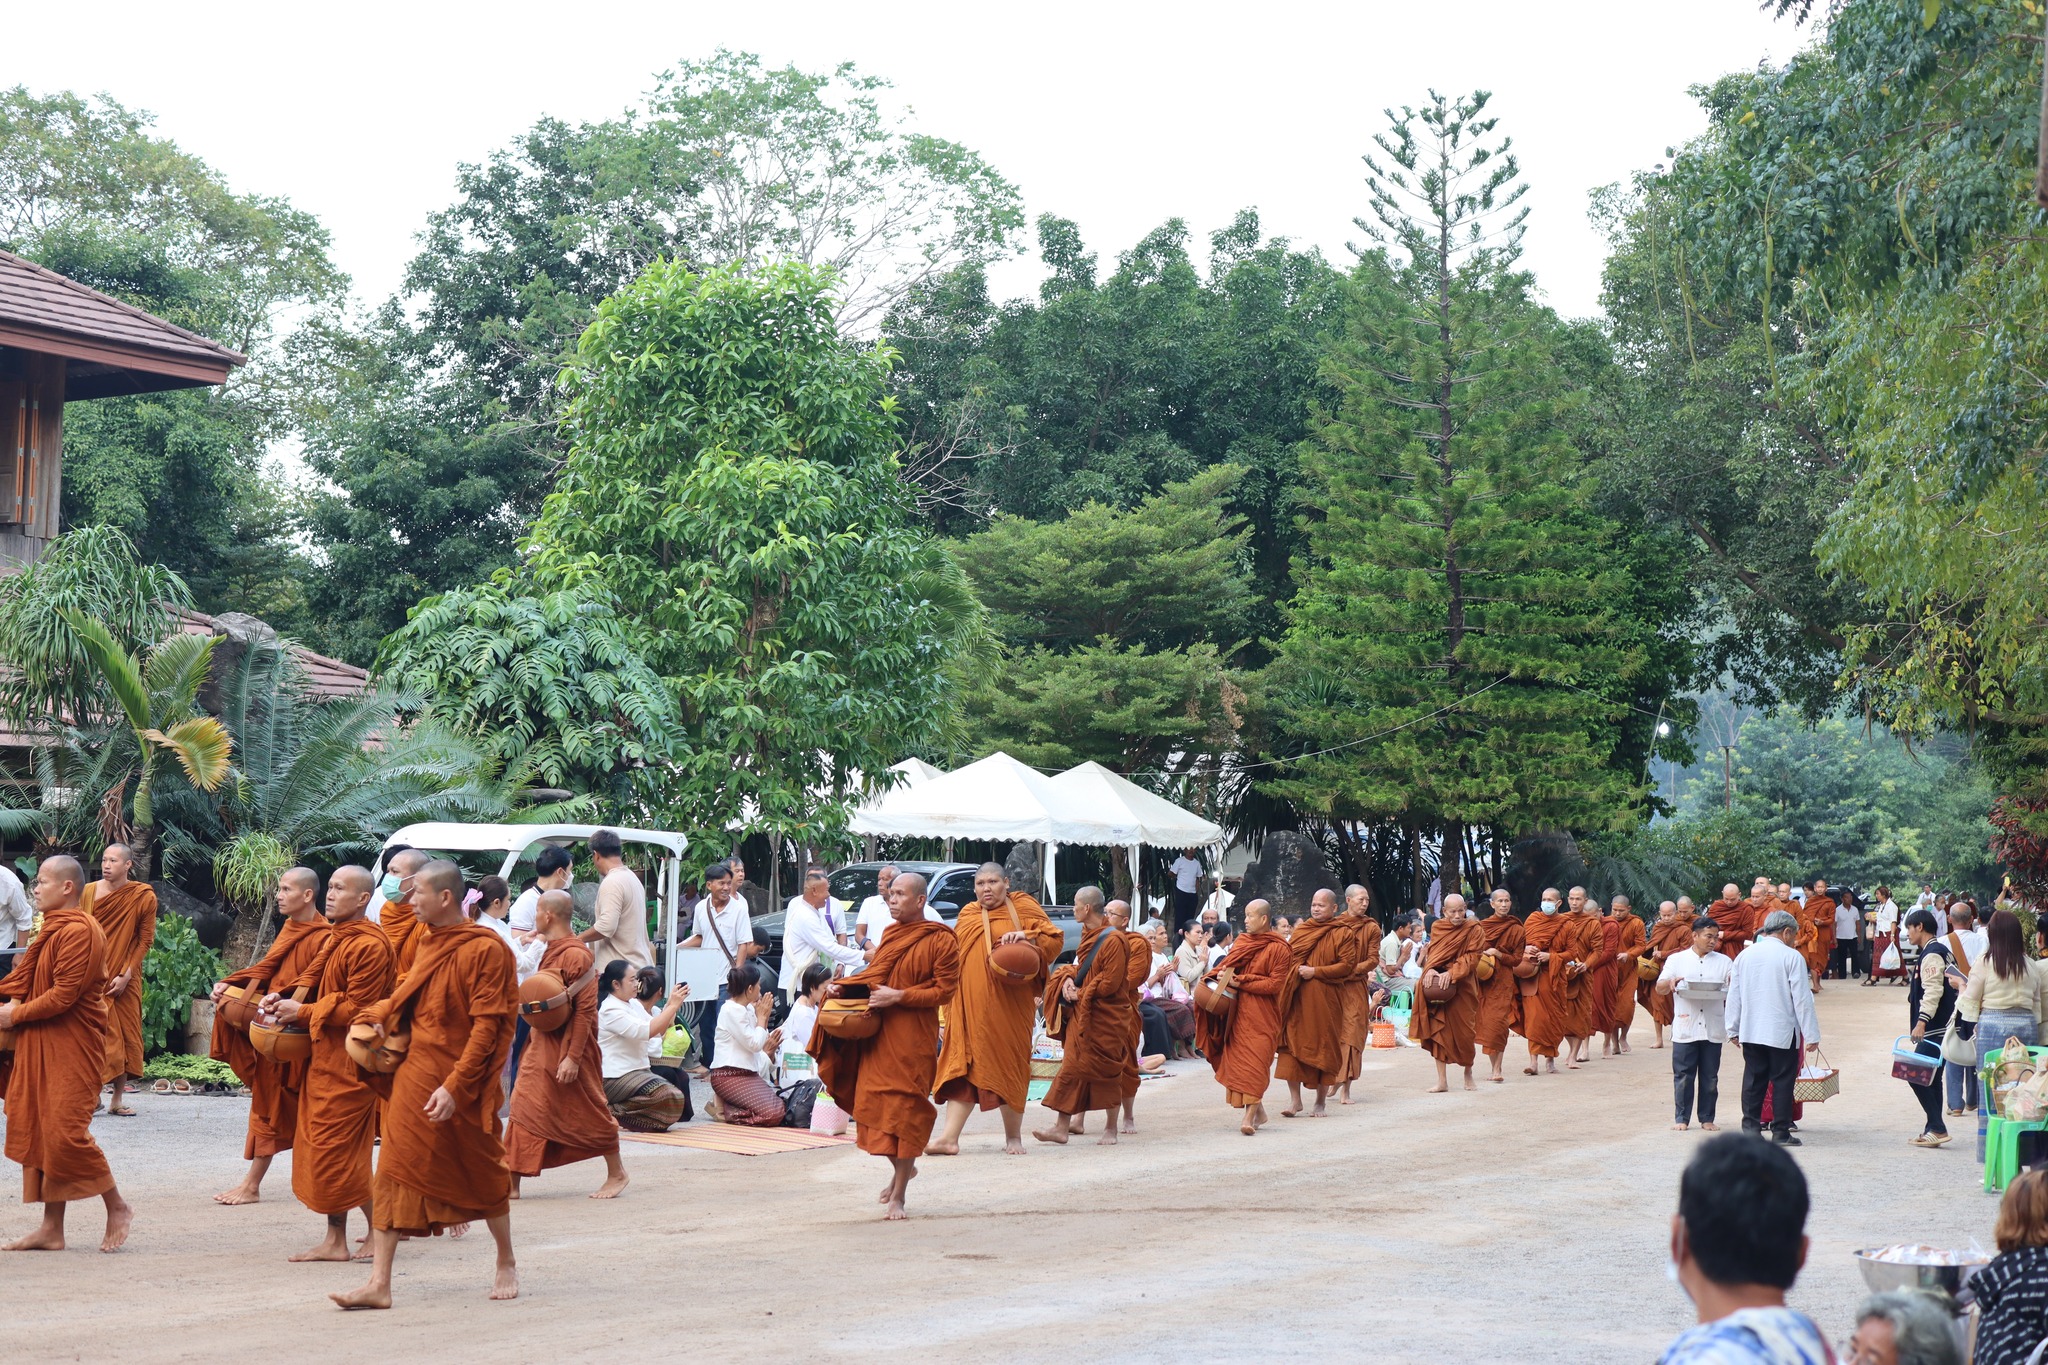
[146,717,234,792]
[60,609,150,731]
[140,632,218,716]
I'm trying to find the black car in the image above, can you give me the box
[825,861,1081,963]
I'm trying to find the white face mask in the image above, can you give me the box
[1541,900,1560,915]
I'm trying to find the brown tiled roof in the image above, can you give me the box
[173,608,369,700]
[0,248,245,386]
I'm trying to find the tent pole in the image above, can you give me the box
[1044,842,1058,905]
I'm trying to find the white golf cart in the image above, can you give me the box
[378,822,727,999]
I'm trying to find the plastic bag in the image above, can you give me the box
[1879,942,1901,971]
[660,1024,691,1058]
[809,1091,849,1136]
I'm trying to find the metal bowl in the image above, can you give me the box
[1855,1250,1987,1296]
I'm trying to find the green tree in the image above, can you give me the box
[525,259,963,852]
[377,578,678,803]
[0,88,342,615]
[1266,92,1637,895]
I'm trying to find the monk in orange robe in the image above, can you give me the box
[1274,889,1355,1118]
[928,863,1063,1157]
[1475,887,1526,1083]
[505,890,624,1200]
[1638,898,1696,1048]
[332,860,518,1309]
[87,843,156,1118]
[1519,888,1569,1074]
[1588,899,1623,1049]
[1558,886,1604,1067]
[1605,895,1647,1055]
[374,848,427,977]
[811,873,961,1219]
[1410,894,1486,1091]
[210,866,329,1205]
[1034,888,1134,1146]
[1336,884,1381,1106]
[263,865,393,1263]
[0,855,133,1252]
[1100,898,1153,1137]
[1705,883,1754,959]
[1195,898,1292,1134]
[1802,879,1838,990]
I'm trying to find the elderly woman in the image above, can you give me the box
[1140,923,1197,1056]
[597,959,691,1131]
[1843,1289,1960,1365]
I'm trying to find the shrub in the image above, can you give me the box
[141,914,221,1056]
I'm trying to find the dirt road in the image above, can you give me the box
[0,981,1991,1362]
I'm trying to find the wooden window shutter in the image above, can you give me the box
[0,379,26,526]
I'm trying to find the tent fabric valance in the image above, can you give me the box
[1045,761,1223,849]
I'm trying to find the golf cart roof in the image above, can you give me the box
[383,823,690,858]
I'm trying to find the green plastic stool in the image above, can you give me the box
[1389,989,1413,1013]
[1985,1114,2005,1194]
[1988,1117,2047,1194]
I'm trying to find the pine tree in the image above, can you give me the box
[1267,91,1638,895]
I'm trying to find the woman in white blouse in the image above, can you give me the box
[597,960,690,1131]
[708,965,786,1126]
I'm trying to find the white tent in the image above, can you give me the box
[888,756,946,788]
[849,751,1136,901]
[1047,761,1223,849]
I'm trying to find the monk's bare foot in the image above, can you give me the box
[1522,1065,1538,1076]
[331,1285,392,1310]
[1566,1061,1581,1070]
[1544,1061,1559,1074]
[213,1183,261,1206]
[1253,1104,1269,1129]
[1309,1101,1327,1117]
[879,1183,895,1204]
[1463,1075,1477,1091]
[447,1222,469,1240]
[590,1172,629,1200]
[1096,1131,1119,1146]
[101,1202,133,1253]
[508,1184,521,1201]
[1652,1042,1665,1050]
[1030,1127,1068,1145]
[289,1241,353,1263]
[5,1228,64,1252]
[1241,1115,1257,1135]
[1003,1136,1026,1156]
[1426,1082,1448,1094]
[883,1196,908,1221]
[925,1139,958,1156]
[1120,1116,1135,1135]
[1280,1106,1299,1118]
[490,1263,519,1301]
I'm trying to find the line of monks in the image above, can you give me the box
[1702,876,1843,986]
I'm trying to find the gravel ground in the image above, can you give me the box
[0,981,1993,1363]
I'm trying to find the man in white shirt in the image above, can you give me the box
[577,829,652,970]
[1168,848,1204,929]
[1725,910,1821,1145]
[1656,916,1733,1131]
[855,865,898,949]
[0,862,32,952]
[1832,897,1857,979]
[779,870,864,999]
[510,845,572,932]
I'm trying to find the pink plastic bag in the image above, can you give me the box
[810,1093,849,1136]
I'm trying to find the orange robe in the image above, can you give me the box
[1042,925,1134,1116]
[1340,915,1381,1080]
[379,897,423,976]
[1557,910,1604,1040]
[209,916,329,1159]
[933,892,1062,1113]
[362,920,516,1236]
[1119,927,1150,1100]
[0,906,113,1203]
[88,880,156,1082]
[1475,912,1526,1055]
[1410,916,1485,1066]
[1608,912,1647,1031]
[1589,915,1623,1033]
[292,919,395,1216]
[1520,911,1567,1056]
[1802,896,1837,977]
[1274,917,1355,1088]
[1705,898,1754,958]
[505,939,615,1177]
[1640,915,1693,1026]
[809,918,960,1159]
[1197,929,1291,1105]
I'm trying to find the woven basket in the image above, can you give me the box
[1029,1056,1063,1080]
[1793,1068,1839,1104]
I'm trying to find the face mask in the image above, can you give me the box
[379,872,402,899]
[563,871,574,889]
[1541,901,1560,915]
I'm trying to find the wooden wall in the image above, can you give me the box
[0,351,65,569]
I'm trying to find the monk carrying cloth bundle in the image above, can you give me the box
[1041,928,1111,1043]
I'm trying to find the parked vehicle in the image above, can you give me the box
[824,861,1079,963]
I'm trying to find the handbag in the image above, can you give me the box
[1940,1019,1979,1067]
[777,1078,822,1128]
[1794,1047,1840,1104]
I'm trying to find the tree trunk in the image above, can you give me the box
[1110,846,1134,906]
[1440,819,1463,905]
[221,902,270,971]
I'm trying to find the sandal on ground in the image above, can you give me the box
[108,1105,137,1117]
[1909,1132,1952,1147]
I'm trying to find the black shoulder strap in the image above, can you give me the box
[1071,929,1110,991]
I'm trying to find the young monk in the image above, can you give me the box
[88,844,155,1119]
[928,863,1063,1157]
[505,890,625,1200]
[1410,893,1486,1091]
[1606,895,1647,1056]
[1274,889,1355,1118]
[1336,884,1381,1106]
[211,867,328,1205]
[1475,887,1526,1084]
[1520,888,1569,1075]
[1034,888,1133,1147]
[1640,898,1695,1049]
[264,865,393,1262]
[332,860,519,1308]
[810,873,960,1220]
[1196,898,1292,1134]
[0,855,133,1252]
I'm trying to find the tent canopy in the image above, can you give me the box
[850,751,1136,845]
[1046,761,1223,849]
[888,756,946,789]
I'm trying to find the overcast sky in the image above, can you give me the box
[12,1,1802,322]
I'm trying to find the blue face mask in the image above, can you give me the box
[380,872,403,900]
[1540,900,1560,915]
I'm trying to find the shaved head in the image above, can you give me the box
[978,862,1007,879]
[1104,898,1131,926]
[416,859,463,899]
[324,865,372,924]
[1074,885,1105,913]
[893,872,927,897]
[1243,897,1271,932]
[36,855,84,911]
[281,866,319,895]
[535,888,575,934]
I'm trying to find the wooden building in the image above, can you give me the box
[0,246,246,567]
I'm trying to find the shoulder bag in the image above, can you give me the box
[1041,929,1110,1041]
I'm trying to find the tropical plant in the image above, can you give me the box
[0,525,188,732]
[140,913,220,1056]
[141,1053,240,1085]
[54,608,232,876]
